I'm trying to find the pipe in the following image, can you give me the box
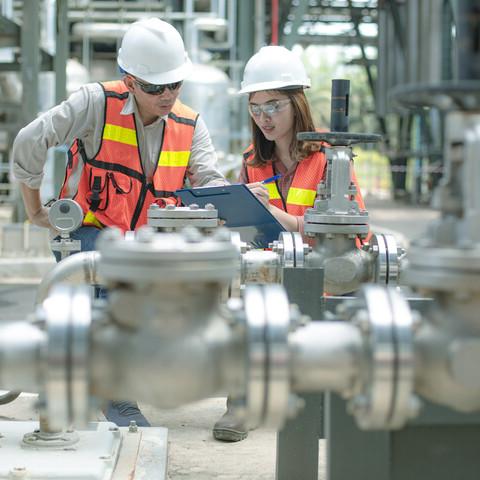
[453,0,480,80]
[35,251,101,306]
[289,322,364,394]
[271,0,279,45]
[255,0,266,50]
[0,322,45,392]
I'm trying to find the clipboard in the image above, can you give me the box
[176,184,286,248]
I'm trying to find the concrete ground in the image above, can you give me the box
[0,196,438,479]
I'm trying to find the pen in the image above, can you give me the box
[261,174,282,184]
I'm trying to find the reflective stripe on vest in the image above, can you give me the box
[83,210,104,229]
[59,80,197,232]
[264,182,281,200]
[103,124,138,146]
[159,151,191,167]
[243,145,326,215]
[286,187,316,207]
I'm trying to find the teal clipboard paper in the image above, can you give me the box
[176,184,286,248]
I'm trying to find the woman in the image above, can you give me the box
[213,46,368,445]
[237,45,366,234]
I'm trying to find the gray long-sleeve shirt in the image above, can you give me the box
[13,82,227,193]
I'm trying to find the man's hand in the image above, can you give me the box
[246,182,270,208]
[20,183,51,229]
[30,206,51,229]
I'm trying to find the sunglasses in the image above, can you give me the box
[248,99,291,117]
[134,78,183,95]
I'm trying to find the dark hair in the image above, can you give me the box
[247,88,319,167]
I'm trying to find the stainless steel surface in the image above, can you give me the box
[239,232,310,290]
[48,199,84,234]
[0,321,45,392]
[304,147,370,237]
[147,203,219,231]
[35,250,100,305]
[308,235,373,294]
[289,322,363,395]
[241,285,291,429]
[371,233,400,285]
[241,249,281,285]
[97,227,238,283]
[348,285,415,429]
[262,285,290,427]
[44,285,92,430]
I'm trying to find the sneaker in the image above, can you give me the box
[104,400,151,427]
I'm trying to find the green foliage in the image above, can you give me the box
[299,46,391,197]
[301,46,378,135]
[353,146,392,197]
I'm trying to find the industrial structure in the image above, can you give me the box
[0,1,479,479]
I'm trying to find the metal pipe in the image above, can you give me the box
[289,322,364,395]
[254,0,265,50]
[35,251,100,306]
[453,0,480,80]
[309,237,373,295]
[271,0,279,45]
[241,250,281,285]
[1,0,13,17]
[0,322,45,392]
[330,79,350,133]
[90,295,245,407]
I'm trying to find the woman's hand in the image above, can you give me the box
[246,182,270,208]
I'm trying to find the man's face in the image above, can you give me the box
[124,75,182,121]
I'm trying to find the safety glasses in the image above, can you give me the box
[248,99,291,117]
[134,78,183,95]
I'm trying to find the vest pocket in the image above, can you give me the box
[85,168,136,228]
[86,172,109,212]
[108,172,133,194]
[106,172,134,228]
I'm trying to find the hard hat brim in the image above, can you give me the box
[238,79,311,95]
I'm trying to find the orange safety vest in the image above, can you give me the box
[59,80,198,232]
[243,145,367,215]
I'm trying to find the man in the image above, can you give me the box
[12,17,227,426]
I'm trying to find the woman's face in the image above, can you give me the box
[249,91,294,144]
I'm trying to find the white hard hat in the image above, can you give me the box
[118,17,192,84]
[238,46,311,94]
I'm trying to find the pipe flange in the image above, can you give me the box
[304,221,370,236]
[370,234,400,285]
[305,210,370,225]
[243,285,290,429]
[43,285,91,430]
[22,429,79,448]
[348,285,415,429]
[275,232,308,268]
[97,227,239,283]
[292,231,307,267]
[147,203,218,219]
[147,204,219,230]
[228,231,246,297]
[278,232,295,267]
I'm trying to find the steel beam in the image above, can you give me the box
[21,0,40,125]
[275,267,324,480]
